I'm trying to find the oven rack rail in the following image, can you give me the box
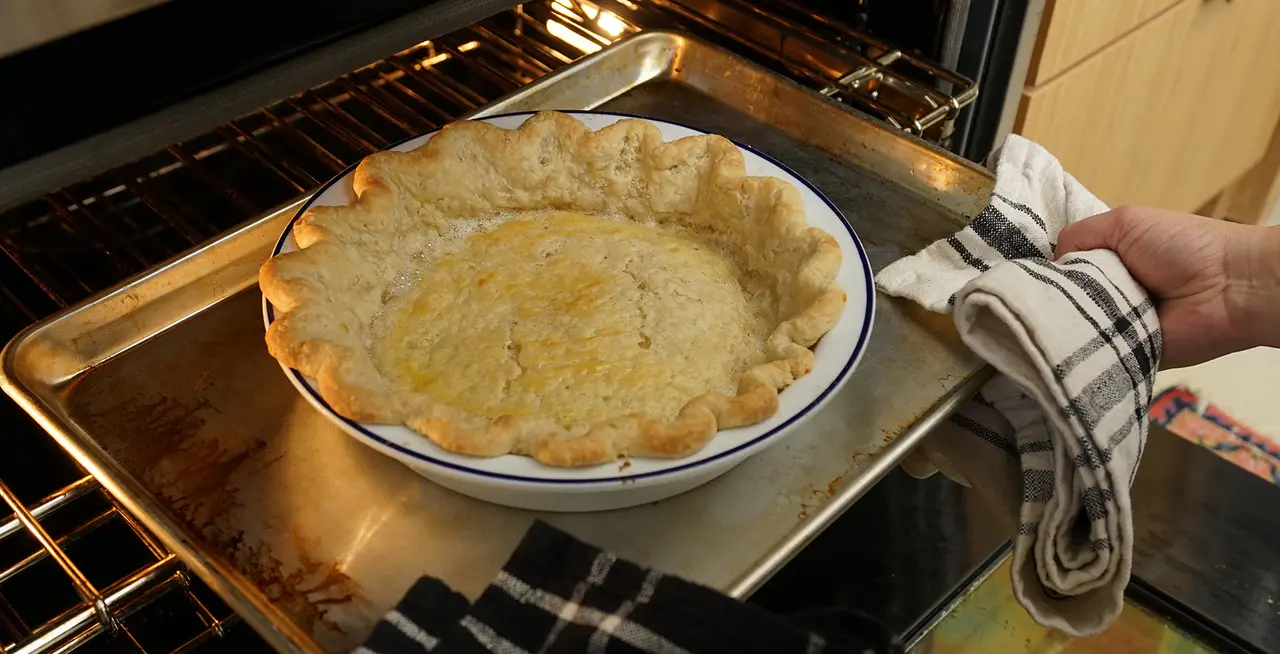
[0,2,976,652]
[0,0,977,319]
[0,476,238,654]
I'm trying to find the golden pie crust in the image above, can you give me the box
[259,111,845,467]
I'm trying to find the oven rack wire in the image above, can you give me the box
[0,476,242,654]
[0,2,975,652]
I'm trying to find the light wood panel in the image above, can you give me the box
[1017,1,1197,209]
[1017,0,1280,212]
[1169,0,1280,213]
[1201,121,1280,225]
[1029,0,1183,85]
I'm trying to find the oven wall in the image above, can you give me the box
[0,0,171,58]
[0,0,522,212]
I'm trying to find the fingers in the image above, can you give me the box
[1054,209,1124,259]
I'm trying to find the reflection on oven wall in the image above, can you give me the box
[0,0,171,58]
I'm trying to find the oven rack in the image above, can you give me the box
[0,0,977,318]
[0,473,255,654]
[0,2,976,652]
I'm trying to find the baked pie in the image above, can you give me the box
[259,111,845,467]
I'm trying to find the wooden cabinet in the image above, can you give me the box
[1016,0,1280,213]
[1030,0,1182,84]
[1173,0,1280,213]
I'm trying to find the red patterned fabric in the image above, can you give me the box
[1149,387,1280,484]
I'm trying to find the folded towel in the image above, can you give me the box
[876,135,1161,636]
[357,521,899,654]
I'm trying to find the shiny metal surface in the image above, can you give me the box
[9,556,183,654]
[751,465,1011,643]
[1129,425,1280,653]
[629,0,978,136]
[0,33,993,652]
[910,556,1222,654]
[0,463,245,653]
[0,476,97,541]
[909,424,1280,654]
[0,478,115,639]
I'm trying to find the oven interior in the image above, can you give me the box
[0,1,1021,652]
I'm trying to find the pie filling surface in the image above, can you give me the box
[259,111,846,466]
[370,211,773,431]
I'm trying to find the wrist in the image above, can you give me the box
[1226,225,1280,350]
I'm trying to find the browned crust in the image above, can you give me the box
[259,111,844,467]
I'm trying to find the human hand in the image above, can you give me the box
[1055,206,1280,369]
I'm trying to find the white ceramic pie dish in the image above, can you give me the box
[262,111,874,512]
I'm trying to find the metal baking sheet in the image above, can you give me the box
[1,32,994,653]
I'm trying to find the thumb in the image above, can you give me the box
[1054,210,1121,259]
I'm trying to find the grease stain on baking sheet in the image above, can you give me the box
[232,532,360,639]
[796,475,845,521]
[937,372,968,391]
[797,502,812,521]
[160,437,268,524]
[76,387,365,644]
[881,415,920,444]
[158,434,364,644]
[77,392,213,473]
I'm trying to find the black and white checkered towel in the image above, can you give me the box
[877,135,1160,636]
[357,521,898,654]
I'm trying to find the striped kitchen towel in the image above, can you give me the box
[357,520,899,654]
[877,134,1161,636]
